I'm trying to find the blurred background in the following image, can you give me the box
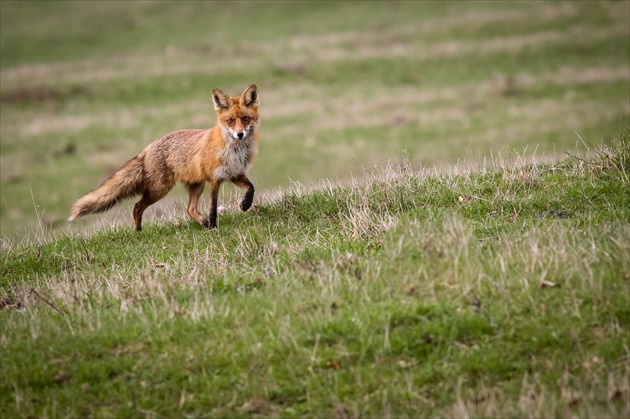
[1,1,628,242]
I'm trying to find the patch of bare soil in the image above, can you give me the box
[1,86,88,105]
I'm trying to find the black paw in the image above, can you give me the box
[202,218,217,230]
[241,197,253,212]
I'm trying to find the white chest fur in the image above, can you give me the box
[214,136,257,181]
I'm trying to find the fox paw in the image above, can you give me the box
[202,218,217,230]
[240,198,253,212]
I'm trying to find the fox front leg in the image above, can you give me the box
[232,175,255,212]
[203,180,221,230]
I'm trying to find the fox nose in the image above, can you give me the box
[237,131,244,139]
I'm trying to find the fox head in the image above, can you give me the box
[213,84,260,141]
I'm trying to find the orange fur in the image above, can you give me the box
[69,84,260,231]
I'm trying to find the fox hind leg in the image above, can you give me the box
[185,182,206,226]
[132,189,169,231]
[133,195,155,232]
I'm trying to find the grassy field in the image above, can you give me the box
[1,133,629,417]
[1,0,628,241]
[1,1,629,417]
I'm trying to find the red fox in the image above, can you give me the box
[69,84,260,231]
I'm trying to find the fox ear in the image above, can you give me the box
[212,89,232,111]
[241,84,259,108]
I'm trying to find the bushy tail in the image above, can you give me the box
[68,156,145,221]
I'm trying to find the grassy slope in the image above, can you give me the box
[1,135,629,417]
[1,0,629,240]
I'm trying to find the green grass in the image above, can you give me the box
[1,133,629,417]
[1,1,629,416]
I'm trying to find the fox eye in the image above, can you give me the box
[226,118,235,126]
[242,117,251,124]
